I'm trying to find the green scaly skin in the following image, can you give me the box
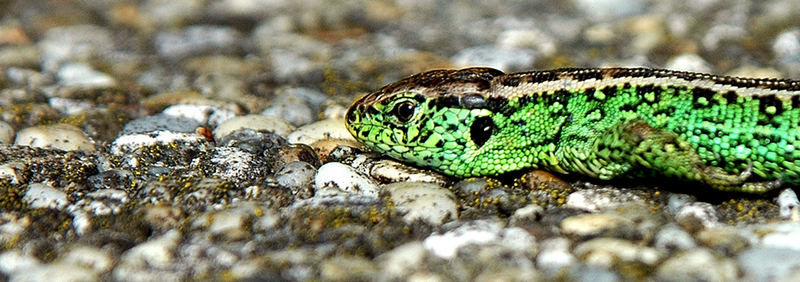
[345,67,800,193]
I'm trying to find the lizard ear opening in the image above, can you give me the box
[470,116,495,147]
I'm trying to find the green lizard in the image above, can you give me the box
[345,67,800,193]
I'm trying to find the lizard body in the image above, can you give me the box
[345,67,800,193]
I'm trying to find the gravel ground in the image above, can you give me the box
[1,0,800,281]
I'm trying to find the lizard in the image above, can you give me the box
[344,67,800,193]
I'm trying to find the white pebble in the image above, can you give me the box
[118,230,182,269]
[314,162,379,197]
[57,62,116,88]
[15,124,95,152]
[24,183,69,210]
[423,220,536,259]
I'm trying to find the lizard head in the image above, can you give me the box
[346,67,526,177]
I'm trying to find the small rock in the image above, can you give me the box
[275,161,316,198]
[536,237,576,270]
[0,161,25,184]
[573,237,662,267]
[287,119,354,145]
[154,25,242,60]
[509,204,544,226]
[202,210,250,241]
[117,229,182,269]
[653,224,696,252]
[15,124,95,152]
[674,202,720,230]
[261,94,316,127]
[656,248,738,282]
[61,246,114,273]
[320,255,377,281]
[162,103,239,127]
[376,241,428,280]
[773,29,800,65]
[565,188,644,212]
[758,222,800,250]
[111,114,206,154]
[664,53,712,73]
[423,220,536,259]
[9,262,98,282]
[451,45,536,71]
[0,250,40,276]
[738,247,800,282]
[572,0,645,21]
[695,227,751,255]
[214,114,295,140]
[383,182,458,225]
[776,189,800,220]
[560,213,635,239]
[314,162,379,197]
[56,63,116,88]
[191,146,266,184]
[24,183,69,210]
[37,25,114,70]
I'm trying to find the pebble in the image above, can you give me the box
[773,29,800,65]
[14,124,95,152]
[116,229,182,269]
[213,114,295,140]
[695,227,751,255]
[199,210,250,241]
[261,94,316,127]
[110,114,205,154]
[653,224,696,252]
[275,161,317,198]
[37,25,114,70]
[287,119,355,145]
[737,247,800,282]
[0,250,40,276]
[314,162,379,197]
[319,255,377,281]
[60,246,114,273]
[9,262,98,282]
[423,220,536,259]
[56,63,117,88]
[162,103,239,127]
[564,188,645,212]
[23,183,69,210]
[674,201,720,230]
[0,45,40,68]
[776,188,800,220]
[0,161,25,185]
[656,248,738,282]
[451,45,536,71]
[664,53,713,73]
[573,237,662,267]
[382,182,458,225]
[536,237,576,270]
[560,213,635,239]
[193,146,266,184]
[376,241,428,280]
[154,25,242,60]
[758,222,800,250]
[509,204,544,226]
[572,0,645,21]
[0,121,13,144]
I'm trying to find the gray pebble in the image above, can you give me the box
[777,188,800,219]
[154,25,242,60]
[664,53,713,73]
[656,248,738,282]
[738,247,800,282]
[773,29,800,65]
[37,25,114,70]
[214,114,295,139]
[573,237,662,267]
[565,188,645,212]
[423,220,536,259]
[261,95,316,126]
[276,161,317,197]
[287,119,355,145]
[451,45,536,72]
[0,121,13,144]
[383,182,458,225]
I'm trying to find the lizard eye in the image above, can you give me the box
[470,116,495,147]
[391,101,417,123]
